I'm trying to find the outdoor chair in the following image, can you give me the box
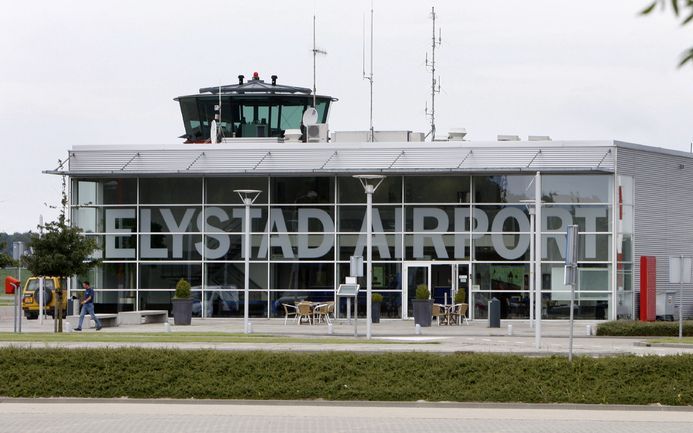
[312,303,332,325]
[449,303,469,325]
[296,301,313,325]
[432,303,447,326]
[282,303,298,325]
[326,301,335,321]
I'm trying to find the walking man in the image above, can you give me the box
[74,281,102,331]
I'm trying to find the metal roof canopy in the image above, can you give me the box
[175,74,337,101]
[46,140,638,177]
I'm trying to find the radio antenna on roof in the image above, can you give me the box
[424,6,442,141]
[362,3,374,142]
[312,14,327,108]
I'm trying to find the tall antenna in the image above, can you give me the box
[424,6,442,141]
[362,4,374,142]
[312,15,327,108]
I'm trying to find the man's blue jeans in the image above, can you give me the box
[77,303,101,329]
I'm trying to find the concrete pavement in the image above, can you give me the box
[2,307,693,356]
[1,400,692,433]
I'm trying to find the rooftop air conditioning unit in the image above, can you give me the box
[528,135,552,141]
[448,128,467,141]
[283,129,302,142]
[497,135,521,141]
[306,123,329,143]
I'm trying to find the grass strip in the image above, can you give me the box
[0,332,421,345]
[597,320,693,336]
[649,337,693,344]
[1,348,692,405]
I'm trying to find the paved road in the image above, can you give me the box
[2,312,692,356]
[1,400,692,433]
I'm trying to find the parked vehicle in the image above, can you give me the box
[21,276,68,319]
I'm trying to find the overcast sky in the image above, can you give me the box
[1,0,692,233]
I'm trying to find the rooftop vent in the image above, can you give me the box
[284,129,302,142]
[497,135,521,141]
[528,135,552,141]
[448,128,467,141]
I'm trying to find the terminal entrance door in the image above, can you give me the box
[404,262,470,319]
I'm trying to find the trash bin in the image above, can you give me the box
[489,297,500,328]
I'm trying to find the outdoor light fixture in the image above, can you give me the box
[520,171,542,349]
[353,174,386,340]
[234,189,262,334]
[519,199,536,330]
[532,173,542,349]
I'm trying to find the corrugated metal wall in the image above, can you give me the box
[617,146,693,319]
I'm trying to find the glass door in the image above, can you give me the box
[404,264,429,319]
[456,263,470,310]
[404,262,471,318]
[431,264,454,306]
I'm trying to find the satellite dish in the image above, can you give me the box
[302,107,319,126]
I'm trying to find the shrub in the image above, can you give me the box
[597,320,693,336]
[372,293,384,303]
[454,290,466,304]
[174,278,191,299]
[415,284,430,300]
[1,348,693,405]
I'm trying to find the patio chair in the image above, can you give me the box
[296,301,313,325]
[312,303,332,325]
[326,301,335,321]
[449,303,469,325]
[281,303,298,325]
[432,303,447,326]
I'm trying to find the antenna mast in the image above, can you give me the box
[362,5,374,142]
[425,6,442,141]
[312,15,327,108]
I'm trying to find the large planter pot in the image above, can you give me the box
[172,298,193,325]
[412,299,433,327]
[372,302,382,323]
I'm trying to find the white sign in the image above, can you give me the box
[103,206,606,261]
[669,256,692,284]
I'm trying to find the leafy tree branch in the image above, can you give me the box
[641,0,693,66]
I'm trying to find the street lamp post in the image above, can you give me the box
[353,174,386,340]
[234,189,262,334]
[533,172,542,349]
[519,201,535,329]
[12,241,25,333]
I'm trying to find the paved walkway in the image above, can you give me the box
[1,308,692,356]
[1,400,692,433]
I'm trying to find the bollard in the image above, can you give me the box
[507,324,513,336]
[586,324,592,336]
[415,324,422,335]
[164,322,171,333]
[327,323,333,335]
[64,322,72,333]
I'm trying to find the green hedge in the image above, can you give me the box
[1,348,692,405]
[597,320,693,337]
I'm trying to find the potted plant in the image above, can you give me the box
[371,293,384,323]
[412,284,433,327]
[171,278,193,325]
[454,289,466,305]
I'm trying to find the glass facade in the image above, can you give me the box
[71,174,622,320]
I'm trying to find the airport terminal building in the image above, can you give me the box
[52,77,693,321]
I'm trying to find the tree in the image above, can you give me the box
[641,0,693,67]
[0,245,16,268]
[22,174,100,332]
